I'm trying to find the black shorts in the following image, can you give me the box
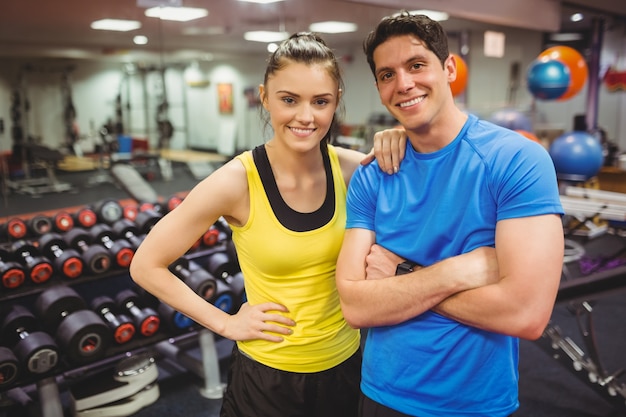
[359,394,412,417]
[220,344,362,417]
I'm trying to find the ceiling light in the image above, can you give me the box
[309,21,357,34]
[91,19,141,32]
[267,43,279,53]
[244,31,289,43]
[570,13,584,22]
[145,7,209,22]
[182,26,226,36]
[133,35,148,45]
[401,10,449,22]
[238,0,285,4]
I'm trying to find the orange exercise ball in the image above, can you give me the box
[450,53,468,97]
[538,46,588,101]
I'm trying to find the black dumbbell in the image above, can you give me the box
[34,286,110,365]
[157,302,196,333]
[10,241,54,285]
[1,304,59,375]
[38,233,84,279]
[205,251,240,281]
[0,346,20,388]
[1,217,28,241]
[134,209,162,234]
[111,219,145,250]
[115,289,160,337]
[0,248,26,290]
[27,214,54,237]
[73,206,98,229]
[186,261,240,314]
[169,257,217,301]
[90,296,136,345]
[92,198,124,225]
[51,210,75,233]
[62,227,112,275]
[88,224,135,269]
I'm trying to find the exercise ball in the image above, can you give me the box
[515,130,542,144]
[549,131,604,181]
[526,58,571,100]
[538,46,588,100]
[450,53,468,97]
[489,108,533,132]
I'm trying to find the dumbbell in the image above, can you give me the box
[1,217,28,241]
[73,206,98,229]
[38,233,84,279]
[186,261,240,314]
[87,224,135,269]
[0,346,20,388]
[1,304,59,375]
[205,251,240,281]
[90,296,135,344]
[92,198,124,225]
[0,248,26,290]
[134,209,162,234]
[10,240,54,285]
[200,225,221,248]
[111,219,145,250]
[26,214,54,237]
[62,227,112,275]
[51,210,75,233]
[169,257,217,301]
[157,302,196,332]
[115,289,160,337]
[34,286,110,365]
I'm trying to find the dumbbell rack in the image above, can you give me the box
[0,200,240,417]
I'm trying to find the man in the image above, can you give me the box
[336,12,564,417]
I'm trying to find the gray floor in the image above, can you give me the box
[1,161,626,417]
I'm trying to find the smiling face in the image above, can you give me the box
[373,34,457,135]
[260,61,339,152]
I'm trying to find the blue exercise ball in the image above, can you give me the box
[549,131,604,181]
[527,59,571,100]
[489,108,533,131]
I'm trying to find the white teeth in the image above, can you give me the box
[291,127,314,134]
[399,96,424,108]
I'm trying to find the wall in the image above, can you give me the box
[0,20,624,157]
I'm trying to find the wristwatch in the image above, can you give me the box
[395,260,420,275]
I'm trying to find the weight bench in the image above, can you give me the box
[110,162,159,206]
[7,144,75,197]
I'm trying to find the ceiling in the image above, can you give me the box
[0,0,624,64]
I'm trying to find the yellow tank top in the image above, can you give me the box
[229,144,360,373]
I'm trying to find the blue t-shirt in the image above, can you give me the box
[346,114,564,416]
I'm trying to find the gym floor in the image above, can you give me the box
[2,160,626,417]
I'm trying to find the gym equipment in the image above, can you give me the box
[0,346,20,388]
[26,214,54,237]
[0,248,26,289]
[73,206,98,229]
[92,199,124,225]
[526,58,571,100]
[187,261,238,314]
[549,131,604,181]
[51,210,75,233]
[34,286,110,365]
[157,302,196,332]
[450,53,468,97]
[69,353,159,416]
[1,217,28,241]
[87,224,134,269]
[39,233,84,279]
[90,296,135,345]
[109,163,159,208]
[10,240,54,284]
[538,45,588,101]
[489,108,533,132]
[115,289,160,337]
[169,257,217,301]
[1,304,59,375]
[62,228,112,275]
[201,226,221,247]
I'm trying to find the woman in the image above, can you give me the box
[130,32,405,417]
